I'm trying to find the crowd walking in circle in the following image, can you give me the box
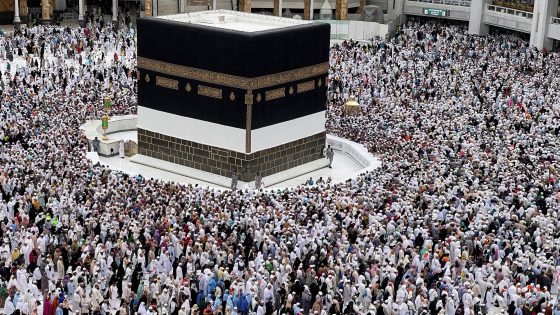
[1,18,560,315]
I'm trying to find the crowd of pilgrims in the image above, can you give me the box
[1,16,560,315]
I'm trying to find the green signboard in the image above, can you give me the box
[423,8,449,17]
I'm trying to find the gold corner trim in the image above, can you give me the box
[297,80,315,93]
[156,76,179,90]
[245,91,254,105]
[265,88,285,101]
[246,90,253,153]
[138,57,329,90]
[198,85,222,99]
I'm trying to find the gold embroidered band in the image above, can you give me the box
[265,88,285,101]
[297,80,315,93]
[138,57,329,90]
[245,90,253,153]
[156,76,179,90]
[198,85,223,99]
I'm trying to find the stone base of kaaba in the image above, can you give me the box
[129,154,330,188]
[137,128,326,182]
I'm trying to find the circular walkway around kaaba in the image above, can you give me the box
[81,116,382,189]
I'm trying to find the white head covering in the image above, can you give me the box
[138,302,148,315]
[3,297,15,315]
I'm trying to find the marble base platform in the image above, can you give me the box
[130,153,330,188]
[82,116,382,189]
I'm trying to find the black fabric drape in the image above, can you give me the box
[137,17,330,129]
[137,17,330,77]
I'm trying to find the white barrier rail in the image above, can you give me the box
[325,135,382,179]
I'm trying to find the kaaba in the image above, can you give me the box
[136,11,330,182]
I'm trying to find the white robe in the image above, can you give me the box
[110,285,120,309]
[3,299,16,315]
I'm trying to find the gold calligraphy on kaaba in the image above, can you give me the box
[297,81,315,93]
[138,57,329,90]
[198,85,223,99]
[156,76,179,90]
[265,88,285,101]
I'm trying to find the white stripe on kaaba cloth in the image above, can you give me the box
[137,106,326,154]
[138,106,247,153]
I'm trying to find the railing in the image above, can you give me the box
[407,0,471,7]
[552,16,560,24]
[492,0,533,12]
[486,4,533,18]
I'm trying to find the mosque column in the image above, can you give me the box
[13,0,21,28]
[273,0,279,15]
[335,0,348,19]
[19,0,28,24]
[304,0,315,20]
[41,0,51,24]
[388,0,405,24]
[529,0,558,50]
[240,0,251,12]
[78,0,85,27]
[20,0,28,16]
[112,0,118,21]
[468,0,489,35]
[145,0,153,16]
[358,0,365,14]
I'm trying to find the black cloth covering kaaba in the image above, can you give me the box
[137,17,330,129]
